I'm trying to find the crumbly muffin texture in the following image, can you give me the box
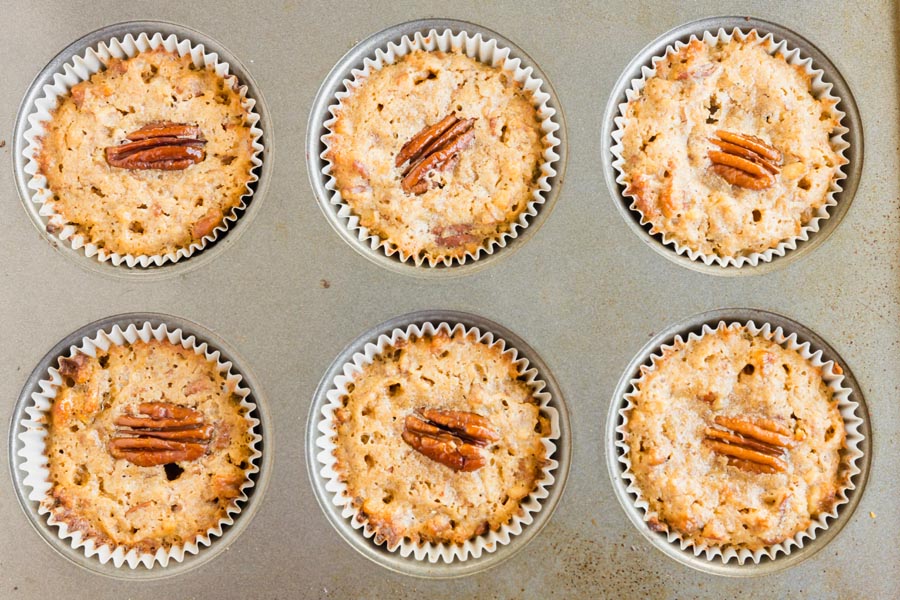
[621,36,845,258]
[333,331,549,546]
[327,50,544,263]
[37,49,255,257]
[625,326,846,550]
[46,340,254,553]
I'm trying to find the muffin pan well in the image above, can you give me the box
[9,313,273,580]
[601,16,862,275]
[306,310,570,578]
[13,20,272,279]
[606,308,870,576]
[307,19,567,277]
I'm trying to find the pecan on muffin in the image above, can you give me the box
[37,49,256,258]
[624,324,846,550]
[327,49,545,264]
[45,340,255,554]
[332,330,549,546]
[620,34,846,259]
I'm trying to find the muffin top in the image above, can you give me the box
[332,330,549,546]
[624,325,846,550]
[45,340,254,554]
[620,35,845,258]
[327,50,544,264]
[37,49,256,257]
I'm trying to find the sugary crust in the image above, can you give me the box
[45,340,254,554]
[37,49,255,257]
[332,331,548,546]
[327,50,544,262]
[621,35,845,258]
[624,326,846,550]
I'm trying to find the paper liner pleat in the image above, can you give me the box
[22,32,264,268]
[17,322,263,568]
[315,321,560,562]
[615,321,864,564]
[610,28,850,268]
[320,28,561,268]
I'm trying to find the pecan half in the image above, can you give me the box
[58,352,90,384]
[105,122,207,171]
[704,415,797,474]
[401,408,498,472]
[397,115,476,195]
[708,130,782,190]
[109,402,212,467]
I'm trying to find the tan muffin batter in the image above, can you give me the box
[45,340,254,553]
[624,325,845,550]
[621,36,845,258]
[327,50,544,263]
[37,49,255,257]
[333,331,549,546]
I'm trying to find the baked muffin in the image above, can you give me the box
[332,330,549,546]
[624,325,846,550]
[37,48,256,257]
[327,50,544,264]
[44,340,254,554]
[620,34,846,258]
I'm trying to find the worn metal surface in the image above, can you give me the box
[1,1,898,598]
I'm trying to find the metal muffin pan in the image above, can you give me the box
[306,310,571,578]
[12,20,273,281]
[8,313,273,580]
[3,2,897,597]
[600,16,863,276]
[605,308,871,577]
[306,18,568,278]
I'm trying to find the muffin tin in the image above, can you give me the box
[3,3,897,598]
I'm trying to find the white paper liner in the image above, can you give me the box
[315,321,560,562]
[22,32,265,268]
[611,28,850,268]
[615,321,864,564]
[320,28,561,268]
[16,322,263,569]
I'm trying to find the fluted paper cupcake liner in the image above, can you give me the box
[611,27,850,268]
[320,27,561,268]
[22,31,264,268]
[16,322,262,569]
[615,320,864,564]
[315,321,560,562]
